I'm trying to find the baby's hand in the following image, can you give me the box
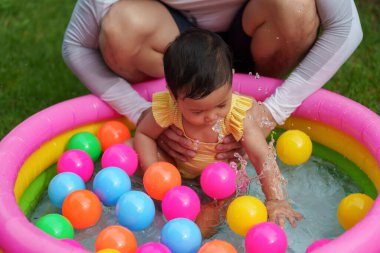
[265,199,303,228]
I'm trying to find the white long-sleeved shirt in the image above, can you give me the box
[62,0,362,125]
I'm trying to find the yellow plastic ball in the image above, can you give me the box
[226,196,268,236]
[97,249,121,253]
[337,193,374,230]
[276,130,312,165]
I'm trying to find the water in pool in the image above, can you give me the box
[31,156,359,252]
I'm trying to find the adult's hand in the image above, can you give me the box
[157,126,248,162]
[215,135,245,160]
[157,125,196,162]
[136,109,196,162]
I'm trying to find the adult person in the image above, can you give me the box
[62,0,363,162]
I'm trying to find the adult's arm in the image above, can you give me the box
[62,0,151,124]
[264,0,363,124]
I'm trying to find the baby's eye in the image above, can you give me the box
[192,111,203,115]
[218,104,226,108]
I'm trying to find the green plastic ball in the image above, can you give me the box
[67,132,102,162]
[35,213,74,239]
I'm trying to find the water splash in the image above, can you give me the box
[255,72,260,79]
[257,102,276,130]
[230,153,251,195]
[212,118,225,142]
[261,138,288,200]
[230,137,288,201]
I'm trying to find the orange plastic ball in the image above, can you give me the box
[337,193,374,230]
[62,189,102,229]
[97,121,131,151]
[198,239,238,253]
[143,162,182,200]
[95,225,137,253]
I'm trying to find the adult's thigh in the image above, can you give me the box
[100,0,181,82]
[242,0,319,77]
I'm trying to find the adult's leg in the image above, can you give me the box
[242,0,319,77]
[99,0,180,83]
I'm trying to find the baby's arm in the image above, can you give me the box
[134,109,166,172]
[241,102,302,228]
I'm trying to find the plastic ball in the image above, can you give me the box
[305,239,332,253]
[160,218,202,253]
[62,189,102,229]
[143,162,182,200]
[93,167,132,206]
[116,190,155,231]
[66,132,102,161]
[97,120,131,151]
[200,161,236,199]
[245,222,287,253]
[35,213,74,239]
[57,149,94,182]
[101,144,138,176]
[276,130,312,165]
[136,242,171,253]
[162,186,200,221]
[61,238,84,249]
[337,193,374,230]
[198,239,237,253]
[95,225,137,253]
[97,250,121,253]
[48,172,86,208]
[226,195,268,236]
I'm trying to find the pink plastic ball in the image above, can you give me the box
[245,222,287,253]
[200,161,236,199]
[305,239,332,253]
[136,242,171,253]
[162,186,201,221]
[101,144,138,176]
[57,149,94,182]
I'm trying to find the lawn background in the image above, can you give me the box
[0,0,379,139]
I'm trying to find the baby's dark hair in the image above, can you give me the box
[163,28,233,100]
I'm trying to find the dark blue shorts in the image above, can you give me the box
[165,3,255,73]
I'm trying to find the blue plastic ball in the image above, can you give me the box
[48,172,86,208]
[116,190,155,231]
[92,167,132,206]
[160,218,202,253]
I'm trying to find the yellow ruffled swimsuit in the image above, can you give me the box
[152,91,252,179]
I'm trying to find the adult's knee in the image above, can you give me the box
[100,1,151,55]
[99,1,175,82]
[243,0,319,77]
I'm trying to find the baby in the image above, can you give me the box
[134,28,302,238]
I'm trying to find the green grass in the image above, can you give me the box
[0,0,379,139]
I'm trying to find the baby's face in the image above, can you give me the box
[178,84,232,127]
